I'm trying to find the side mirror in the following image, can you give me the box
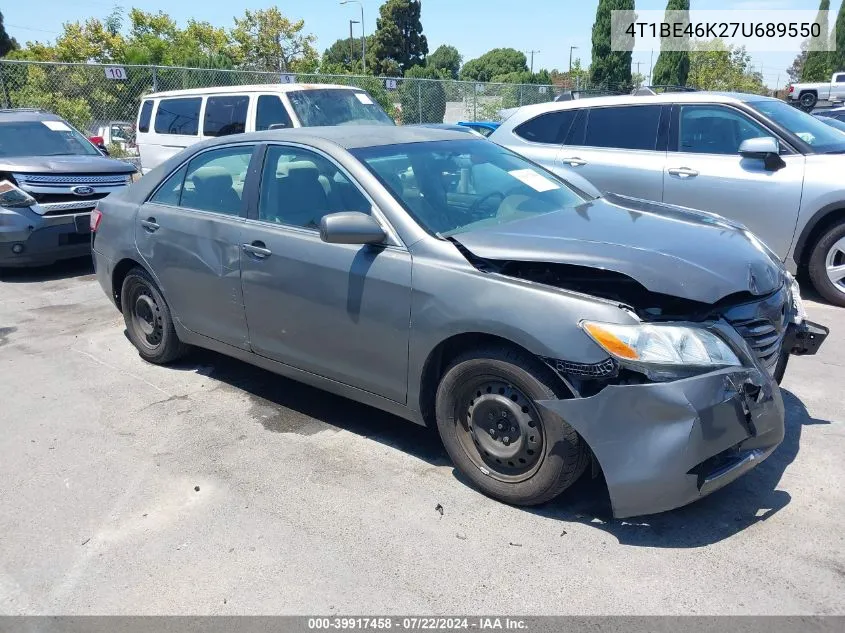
[739,136,784,170]
[319,212,387,245]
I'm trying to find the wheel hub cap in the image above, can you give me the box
[825,237,845,293]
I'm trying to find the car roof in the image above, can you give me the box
[196,125,477,151]
[511,91,779,117]
[144,83,366,99]
[0,108,66,123]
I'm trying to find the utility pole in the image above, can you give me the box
[569,46,578,73]
[526,50,540,73]
[349,19,360,66]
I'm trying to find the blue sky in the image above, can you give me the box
[4,0,843,88]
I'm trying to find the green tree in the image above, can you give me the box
[651,0,690,87]
[369,0,428,76]
[590,0,634,89]
[787,43,809,84]
[688,40,766,94]
[323,35,373,72]
[399,64,444,123]
[0,11,19,57]
[231,7,319,73]
[460,48,527,82]
[830,0,845,75]
[427,44,461,79]
[802,0,832,81]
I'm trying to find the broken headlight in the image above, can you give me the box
[0,180,36,208]
[786,273,807,325]
[581,321,741,375]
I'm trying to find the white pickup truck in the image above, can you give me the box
[788,71,845,109]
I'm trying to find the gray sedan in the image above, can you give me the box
[91,126,826,518]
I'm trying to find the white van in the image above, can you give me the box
[135,84,394,173]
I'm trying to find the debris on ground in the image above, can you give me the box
[508,542,523,547]
[435,503,444,518]
[81,538,91,546]
[456,533,467,540]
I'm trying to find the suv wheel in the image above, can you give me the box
[808,222,845,307]
[799,91,818,110]
[435,346,589,506]
[121,267,187,364]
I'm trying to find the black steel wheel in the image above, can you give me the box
[435,346,589,506]
[120,267,187,364]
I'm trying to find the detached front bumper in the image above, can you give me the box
[538,366,785,518]
[785,320,828,357]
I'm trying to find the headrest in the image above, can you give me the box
[191,165,233,190]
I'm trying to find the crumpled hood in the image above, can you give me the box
[453,194,786,304]
[0,155,136,174]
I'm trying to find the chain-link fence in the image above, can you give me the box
[0,60,579,142]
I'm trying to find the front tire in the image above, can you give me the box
[435,347,589,506]
[808,222,845,307]
[120,267,187,364]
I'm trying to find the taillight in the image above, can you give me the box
[788,85,794,93]
[90,207,103,232]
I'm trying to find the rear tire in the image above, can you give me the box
[120,267,187,364]
[435,346,589,506]
[808,222,845,307]
[799,91,818,110]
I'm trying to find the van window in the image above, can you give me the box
[154,97,201,135]
[514,110,577,144]
[138,100,153,133]
[256,95,294,131]
[203,95,249,137]
[584,105,662,151]
[678,105,769,154]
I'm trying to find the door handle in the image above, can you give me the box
[140,217,160,232]
[242,241,272,259]
[667,167,699,178]
[560,157,587,167]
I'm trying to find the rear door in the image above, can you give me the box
[252,94,295,132]
[555,104,667,201]
[661,103,804,258]
[135,143,258,349]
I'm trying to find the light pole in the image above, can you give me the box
[569,46,578,73]
[349,19,360,66]
[340,0,365,73]
[526,50,540,73]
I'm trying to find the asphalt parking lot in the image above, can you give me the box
[1,258,843,615]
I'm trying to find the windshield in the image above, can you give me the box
[749,100,845,153]
[352,139,588,237]
[0,120,100,157]
[287,89,394,127]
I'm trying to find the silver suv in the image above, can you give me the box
[490,92,845,306]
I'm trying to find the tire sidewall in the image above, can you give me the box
[808,222,845,307]
[435,355,582,505]
[800,92,817,109]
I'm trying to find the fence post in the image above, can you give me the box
[417,82,422,124]
[152,66,158,92]
[519,84,523,107]
[0,63,10,108]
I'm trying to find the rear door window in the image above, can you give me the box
[203,95,249,137]
[513,110,577,144]
[256,95,294,131]
[138,100,153,133]
[584,105,662,151]
[154,97,202,135]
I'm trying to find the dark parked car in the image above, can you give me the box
[0,109,138,268]
[91,126,827,518]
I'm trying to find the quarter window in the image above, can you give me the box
[256,95,294,131]
[514,110,577,144]
[138,100,153,133]
[584,105,662,151]
[154,97,201,135]
[258,145,370,229]
[150,145,254,215]
[678,105,769,155]
[203,95,249,137]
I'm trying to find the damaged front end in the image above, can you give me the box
[451,246,828,518]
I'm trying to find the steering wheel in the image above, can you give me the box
[468,185,526,218]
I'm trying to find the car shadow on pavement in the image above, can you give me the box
[518,388,830,548]
[170,348,450,467]
[0,257,94,282]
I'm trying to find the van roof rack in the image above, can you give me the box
[633,85,698,96]
[554,88,626,102]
